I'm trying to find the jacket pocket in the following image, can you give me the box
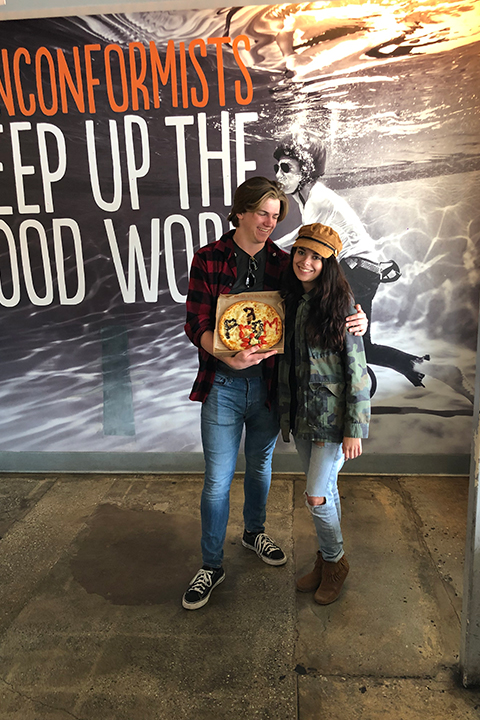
[309,349,344,385]
[306,381,345,430]
[321,381,345,398]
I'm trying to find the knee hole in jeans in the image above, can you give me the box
[305,492,326,507]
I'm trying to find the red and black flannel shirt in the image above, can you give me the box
[185,229,290,403]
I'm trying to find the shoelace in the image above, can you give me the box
[189,569,214,592]
[254,534,279,555]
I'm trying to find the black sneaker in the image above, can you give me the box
[182,566,225,610]
[242,531,287,566]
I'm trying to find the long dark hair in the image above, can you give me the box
[281,249,353,351]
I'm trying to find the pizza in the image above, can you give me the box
[218,301,283,351]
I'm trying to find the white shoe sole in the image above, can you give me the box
[182,572,225,610]
[242,539,287,566]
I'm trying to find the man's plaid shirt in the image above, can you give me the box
[185,229,290,403]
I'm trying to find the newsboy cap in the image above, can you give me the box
[292,223,342,258]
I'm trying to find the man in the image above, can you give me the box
[273,132,430,390]
[183,176,367,610]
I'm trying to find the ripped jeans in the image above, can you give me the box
[294,438,345,563]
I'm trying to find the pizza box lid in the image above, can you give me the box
[213,290,285,357]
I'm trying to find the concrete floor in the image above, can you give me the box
[0,472,479,719]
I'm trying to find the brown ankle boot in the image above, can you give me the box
[314,555,349,605]
[296,551,324,593]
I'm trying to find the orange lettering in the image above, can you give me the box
[189,39,208,108]
[14,48,35,116]
[36,48,58,116]
[207,37,230,107]
[57,47,85,113]
[149,40,177,108]
[129,42,149,111]
[232,35,253,106]
[105,44,128,112]
[84,44,101,113]
[0,49,15,116]
[179,42,188,109]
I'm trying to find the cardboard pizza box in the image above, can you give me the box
[213,291,285,357]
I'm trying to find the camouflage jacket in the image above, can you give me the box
[278,293,371,443]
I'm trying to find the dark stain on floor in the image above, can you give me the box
[70,503,201,605]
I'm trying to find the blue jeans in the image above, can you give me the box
[294,438,345,563]
[200,373,280,567]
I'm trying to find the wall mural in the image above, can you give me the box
[0,1,478,458]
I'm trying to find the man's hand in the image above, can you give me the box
[200,330,276,369]
[223,346,277,370]
[346,303,368,336]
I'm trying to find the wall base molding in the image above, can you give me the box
[0,452,470,476]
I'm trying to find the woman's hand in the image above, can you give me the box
[343,437,362,460]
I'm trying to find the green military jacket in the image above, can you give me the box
[278,292,371,443]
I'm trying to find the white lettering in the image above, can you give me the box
[53,219,85,305]
[198,212,223,248]
[124,115,150,211]
[198,111,231,207]
[235,112,258,186]
[19,219,54,306]
[86,119,122,212]
[164,214,194,303]
[37,124,67,214]
[164,115,195,210]
[10,122,40,215]
[104,218,160,303]
[0,220,20,306]
[0,125,13,215]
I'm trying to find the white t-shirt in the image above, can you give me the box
[299,181,378,262]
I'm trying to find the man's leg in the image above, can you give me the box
[200,374,246,568]
[242,378,279,533]
[242,378,286,565]
[342,262,428,385]
[183,374,246,610]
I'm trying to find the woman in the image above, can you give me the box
[278,223,371,604]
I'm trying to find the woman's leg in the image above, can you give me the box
[295,439,345,562]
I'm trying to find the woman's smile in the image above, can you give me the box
[293,246,323,289]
